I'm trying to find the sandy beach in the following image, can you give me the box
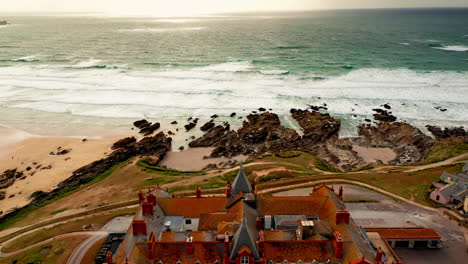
[0,126,125,215]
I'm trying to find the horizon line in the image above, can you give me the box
[1,6,468,17]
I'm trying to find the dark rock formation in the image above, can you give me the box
[290,109,340,142]
[133,119,151,129]
[0,169,24,189]
[210,114,219,119]
[190,112,301,158]
[230,112,236,117]
[171,121,178,125]
[185,122,197,131]
[111,137,137,150]
[373,109,397,123]
[133,119,160,135]
[140,122,160,136]
[426,125,467,142]
[200,120,215,132]
[381,104,391,110]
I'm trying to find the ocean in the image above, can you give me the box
[0,8,467,137]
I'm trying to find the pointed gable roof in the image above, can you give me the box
[230,216,260,260]
[231,163,253,198]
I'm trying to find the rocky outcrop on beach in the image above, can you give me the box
[356,122,434,164]
[200,120,215,132]
[188,110,364,169]
[190,112,301,158]
[111,137,137,150]
[133,119,161,136]
[426,125,468,142]
[372,109,397,123]
[290,108,340,142]
[0,169,24,190]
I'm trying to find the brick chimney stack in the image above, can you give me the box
[226,181,232,198]
[338,186,343,200]
[196,186,202,198]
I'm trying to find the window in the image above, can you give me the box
[185,219,192,225]
[436,195,440,201]
[241,256,249,264]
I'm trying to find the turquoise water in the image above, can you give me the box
[0,8,467,136]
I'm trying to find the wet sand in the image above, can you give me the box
[159,147,247,171]
[352,145,397,164]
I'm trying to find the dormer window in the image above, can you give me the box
[241,256,249,264]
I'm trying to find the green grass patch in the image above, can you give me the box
[353,164,374,172]
[314,158,340,172]
[137,158,204,176]
[2,207,136,253]
[409,141,468,166]
[275,151,302,159]
[258,170,295,183]
[170,176,226,193]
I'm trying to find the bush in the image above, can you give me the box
[275,151,302,159]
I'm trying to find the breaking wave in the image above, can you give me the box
[432,45,468,52]
[0,62,467,131]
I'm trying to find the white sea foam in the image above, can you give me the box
[399,43,410,46]
[120,27,206,33]
[11,56,39,62]
[432,45,468,52]
[260,70,289,75]
[0,63,467,130]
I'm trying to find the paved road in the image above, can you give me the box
[66,232,108,264]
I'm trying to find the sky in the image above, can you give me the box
[2,0,468,16]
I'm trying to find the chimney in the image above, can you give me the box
[338,186,343,200]
[138,190,144,204]
[147,193,157,205]
[106,251,113,264]
[142,202,154,216]
[375,247,383,263]
[226,181,232,198]
[258,230,265,257]
[132,219,147,235]
[256,217,262,230]
[186,236,194,255]
[336,210,350,225]
[223,232,230,264]
[333,232,343,258]
[196,186,202,198]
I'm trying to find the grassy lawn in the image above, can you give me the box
[408,141,468,166]
[2,207,136,253]
[0,236,87,264]
[258,163,463,206]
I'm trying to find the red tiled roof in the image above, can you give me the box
[257,196,335,217]
[153,243,224,264]
[198,213,238,231]
[263,241,334,263]
[365,227,441,239]
[157,197,227,218]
